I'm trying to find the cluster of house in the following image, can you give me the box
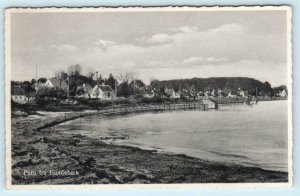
[11,87,36,104]
[162,87,249,99]
[12,78,116,104]
[75,83,116,99]
[11,77,288,104]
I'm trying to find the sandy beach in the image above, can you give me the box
[9,110,288,185]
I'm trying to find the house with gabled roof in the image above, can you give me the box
[75,84,92,99]
[164,88,180,99]
[44,78,68,90]
[90,85,116,99]
[11,87,28,104]
[278,89,287,97]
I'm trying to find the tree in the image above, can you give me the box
[259,81,273,96]
[104,73,118,90]
[37,77,47,83]
[190,85,197,100]
[22,81,35,93]
[118,72,137,84]
[30,79,36,86]
[55,70,69,82]
[86,68,95,80]
[117,72,138,96]
[68,64,82,77]
[129,79,145,95]
[36,87,67,100]
[97,74,105,85]
[117,82,130,97]
[132,79,145,89]
[273,85,287,95]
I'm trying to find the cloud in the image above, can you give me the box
[182,57,228,65]
[50,44,78,52]
[210,23,246,34]
[25,22,284,87]
[173,26,198,33]
[137,33,173,45]
[182,57,204,64]
[136,26,198,45]
[96,39,115,49]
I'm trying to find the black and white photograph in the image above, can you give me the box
[5,6,292,188]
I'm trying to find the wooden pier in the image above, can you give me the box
[210,98,247,106]
[97,102,209,116]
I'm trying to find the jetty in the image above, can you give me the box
[98,102,209,116]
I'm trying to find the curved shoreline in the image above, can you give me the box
[11,110,288,184]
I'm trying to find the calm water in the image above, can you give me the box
[56,100,288,172]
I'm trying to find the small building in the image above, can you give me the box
[211,89,217,97]
[279,89,287,97]
[44,78,68,90]
[196,91,205,97]
[204,91,211,98]
[217,89,224,97]
[140,88,155,98]
[164,88,180,99]
[75,84,92,99]
[35,81,47,91]
[180,89,190,99]
[143,93,155,98]
[90,85,116,99]
[27,91,36,102]
[237,88,248,98]
[11,87,28,104]
[226,91,237,98]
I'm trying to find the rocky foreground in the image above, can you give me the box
[11,111,288,184]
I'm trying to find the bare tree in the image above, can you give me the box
[86,67,95,80]
[68,64,82,76]
[54,70,69,86]
[118,72,137,84]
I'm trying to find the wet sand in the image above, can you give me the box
[11,111,288,184]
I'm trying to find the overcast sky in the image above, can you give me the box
[10,9,288,86]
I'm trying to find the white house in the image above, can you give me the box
[279,89,287,97]
[44,78,68,90]
[11,87,28,104]
[142,89,155,98]
[237,88,248,98]
[75,84,92,99]
[90,85,116,99]
[164,88,180,99]
[217,89,224,97]
[227,91,237,98]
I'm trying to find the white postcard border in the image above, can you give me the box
[4,6,293,189]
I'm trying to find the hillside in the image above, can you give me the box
[150,77,275,96]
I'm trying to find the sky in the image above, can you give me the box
[10,9,289,87]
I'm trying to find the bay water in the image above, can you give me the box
[56,100,288,172]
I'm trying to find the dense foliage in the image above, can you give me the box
[150,77,278,96]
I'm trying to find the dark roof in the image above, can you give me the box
[164,88,174,96]
[76,84,92,94]
[99,85,113,92]
[11,87,26,96]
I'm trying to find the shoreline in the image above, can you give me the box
[11,110,288,184]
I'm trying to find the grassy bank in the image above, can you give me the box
[10,111,288,185]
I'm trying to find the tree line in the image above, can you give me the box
[150,77,287,97]
[11,64,287,99]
